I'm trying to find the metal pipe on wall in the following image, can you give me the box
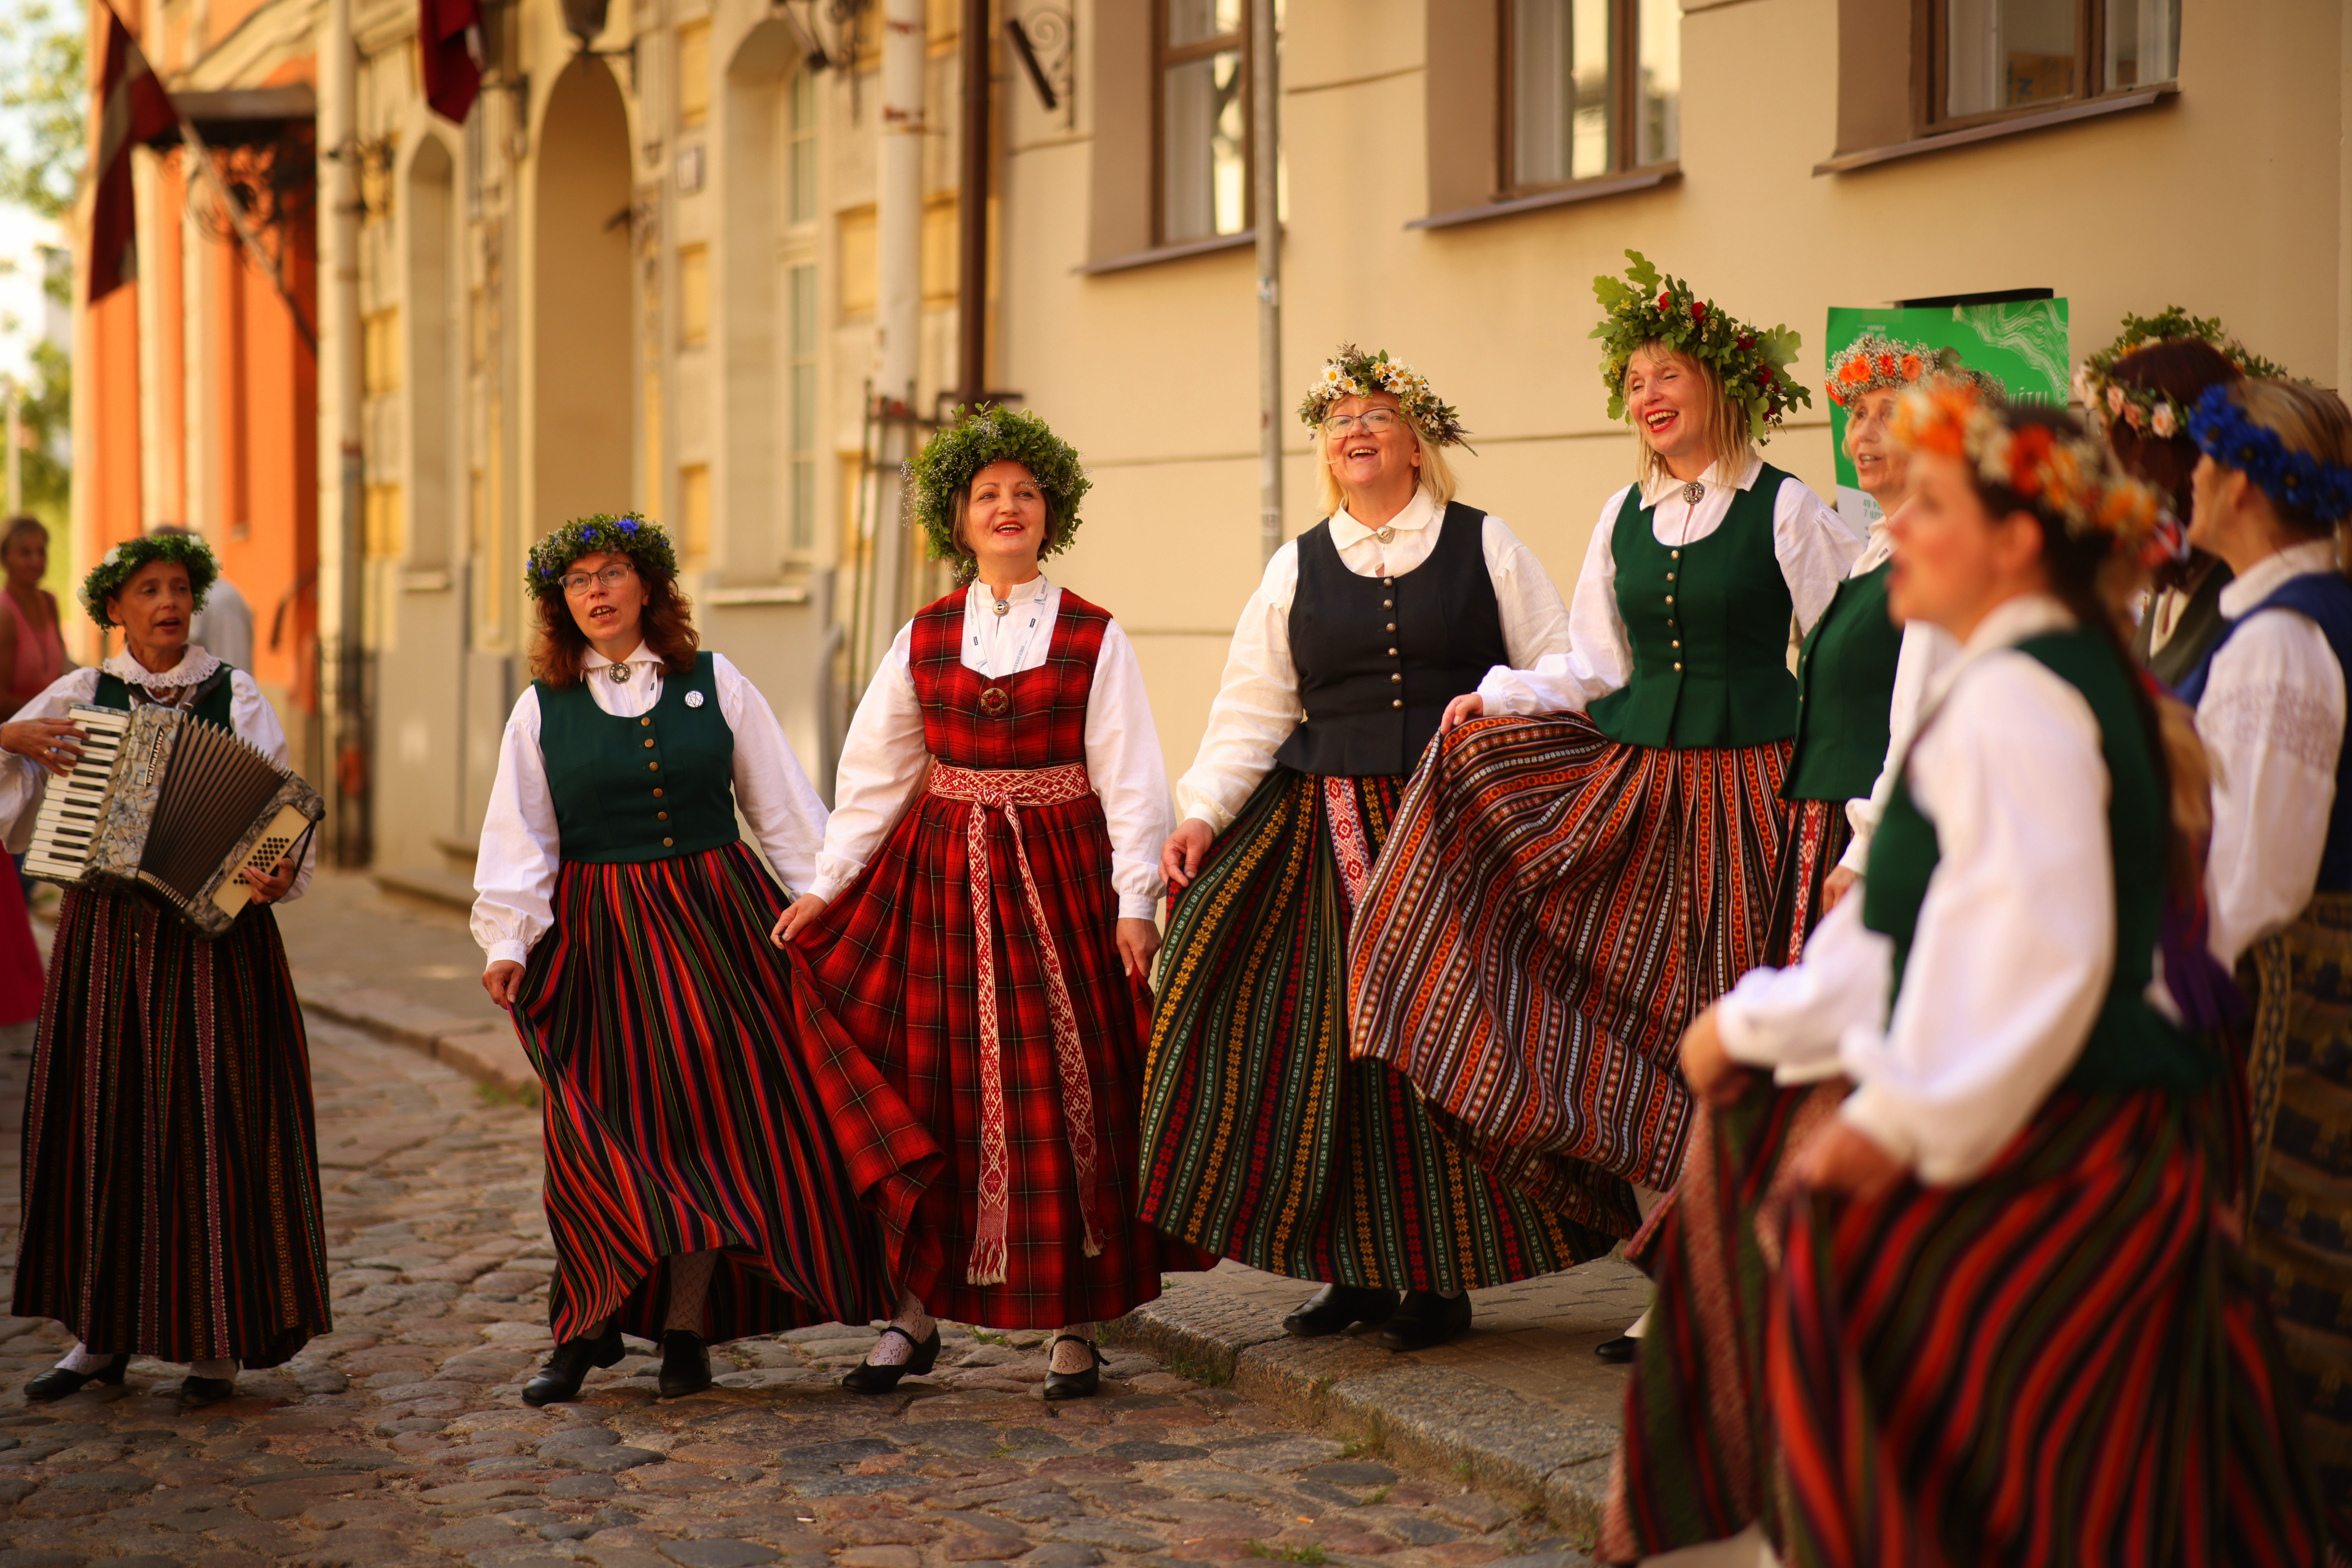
[319,0,368,861]
[956,0,990,407]
[872,0,926,642]
[1252,0,1281,563]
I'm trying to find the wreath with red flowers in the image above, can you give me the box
[1591,251,1810,440]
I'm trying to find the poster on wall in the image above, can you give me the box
[1824,300,2070,531]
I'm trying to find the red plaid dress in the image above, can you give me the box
[787,587,1214,1327]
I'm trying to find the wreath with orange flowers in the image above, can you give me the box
[1826,333,2005,407]
[1892,381,2162,558]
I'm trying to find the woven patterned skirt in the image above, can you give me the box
[1347,714,1805,1232]
[13,888,329,1367]
[1601,1077,1846,1561]
[786,788,1209,1329]
[1767,1086,2335,1567]
[2241,890,2352,1516]
[512,841,899,1343]
[1763,799,1854,968]
[1138,768,1611,1290]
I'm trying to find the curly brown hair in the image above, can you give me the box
[529,556,701,687]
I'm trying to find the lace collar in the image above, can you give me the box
[101,645,222,692]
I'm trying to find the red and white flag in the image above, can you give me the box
[420,0,483,124]
[87,2,177,303]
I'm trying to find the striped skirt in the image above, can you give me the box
[13,887,330,1367]
[1763,799,1854,968]
[511,841,899,1343]
[1138,768,1612,1290]
[1768,1087,2336,1567]
[1347,714,1805,1231]
[2241,890,2352,1514]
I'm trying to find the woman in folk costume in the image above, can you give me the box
[1140,347,1609,1355]
[773,408,1206,1400]
[2080,308,2292,688]
[4,532,320,1409]
[474,513,896,1406]
[1668,386,2335,1566]
[1347,256,1859,1361]
[2173,378,2352,1513]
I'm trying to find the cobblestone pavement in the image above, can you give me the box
[0,1008,1607,1568]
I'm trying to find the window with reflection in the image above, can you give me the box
[1159,0,1250,244]
[1937,0,2177,126]
[1503,0,1679,194]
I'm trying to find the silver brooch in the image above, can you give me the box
[608,662,632,684]
[1680,481,1706,506]
[684,690,705,708]
[1375,525,1395,544]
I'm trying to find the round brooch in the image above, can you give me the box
[684,691,706,709]
[978,687,1011,718]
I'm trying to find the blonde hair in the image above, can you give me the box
[1315,410,1460,519]
[2227,378,2352,541]
[1628,341,1754,489]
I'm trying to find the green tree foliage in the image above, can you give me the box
[0,0,87,221]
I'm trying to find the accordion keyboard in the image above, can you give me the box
[23,706,131,885]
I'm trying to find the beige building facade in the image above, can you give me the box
[322,0,2347,884]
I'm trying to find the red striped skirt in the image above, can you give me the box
[1763,798,1855,968]
[786,780,1210,1328]
[13,888,330,1366]
[1347,712,1806,1231]
[511,841,900,1343]
[1766,1087,2336,1567]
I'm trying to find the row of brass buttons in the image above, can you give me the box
[643,713,675,847]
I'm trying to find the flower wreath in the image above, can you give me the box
[1826,333,2006,407]
[525,513,680,598]
[907,405,1091,583]
[82,532,219,629]
[1893,381,2163,559]
[1591,251,1809,439]
[2074,306,2292,442]
[1297,345,1471,449]
[2188,383,2352,526]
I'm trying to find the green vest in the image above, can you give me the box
[1783,559,1902,802]
[93,663,239,729]
[1861,628,2212,1094]
[536,652,739,865]
[1588,466,1800,749]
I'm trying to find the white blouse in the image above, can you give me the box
[809,577,1173,923]
[2199,538,2347,967]
[1834,517,1961,877]
[471,645,829,968]
[1174,490,1574,832]
[1713,595,2175,1185]
[1475,455,1863,718]
[0,647,317,901]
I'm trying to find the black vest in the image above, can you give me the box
[1273,502,1508,778]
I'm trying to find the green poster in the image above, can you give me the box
[1824,300,2070,529]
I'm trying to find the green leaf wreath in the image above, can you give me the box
[1591,251,1810,441]
[908,406,1091,583]
[525,513,680,598]
[2075,306,2296,443]
[81,532,219,629]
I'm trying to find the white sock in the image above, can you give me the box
[1050,1324,1097,1373]
[665,1250,716,1333]
[189,1358,237,1380]
[867,1291,934,1366]
[1622,1304,1655,1340]
[57,1342,113,1374]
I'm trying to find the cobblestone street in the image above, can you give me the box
[0,998,1604,1568]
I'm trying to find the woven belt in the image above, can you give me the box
[926,760,1106,1284]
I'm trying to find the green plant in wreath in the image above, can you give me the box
[908,405,1090,583]
[1591,251,1810,441]
[82,532,219,629]
[1297,344,1471,449]
[2074,306,2296,443]
[525,513,680,597]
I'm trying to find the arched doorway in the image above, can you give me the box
[533,57,633,534]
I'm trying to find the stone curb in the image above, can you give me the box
[293,975,542,1101]
[1102,1275,1616,1543]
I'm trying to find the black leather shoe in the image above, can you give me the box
[1593,1335,1638,1364]
[1282,1284,1401,1338]
[841,1325,940,1393]
[658,1330,712,1398]
[1375,1289,1473,1352]
[25,1354,128,1401]
[522,1326,626,1406]
[1041,1336,1104,1401]
[179,1374,237,1409]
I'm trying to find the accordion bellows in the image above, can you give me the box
[26,703,324,937]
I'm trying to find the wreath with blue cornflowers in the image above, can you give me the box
[2188,383,2352,526]
[525,514,680,598]
[81,532,219,629]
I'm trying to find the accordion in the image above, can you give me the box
[24,703,326,937]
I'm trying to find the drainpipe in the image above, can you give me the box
[955,0,988,406]
[872,0,924,628]
[1252,0,1281,562]
[319,0,367,861]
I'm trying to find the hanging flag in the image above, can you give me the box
[420,0,483,123]
[87,3,178,303]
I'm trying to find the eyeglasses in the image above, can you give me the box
[560,563,638,596]
[1321,408,1405,437]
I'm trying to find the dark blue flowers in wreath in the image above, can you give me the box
[525,513,681,598]
[2189,385,2352,526]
